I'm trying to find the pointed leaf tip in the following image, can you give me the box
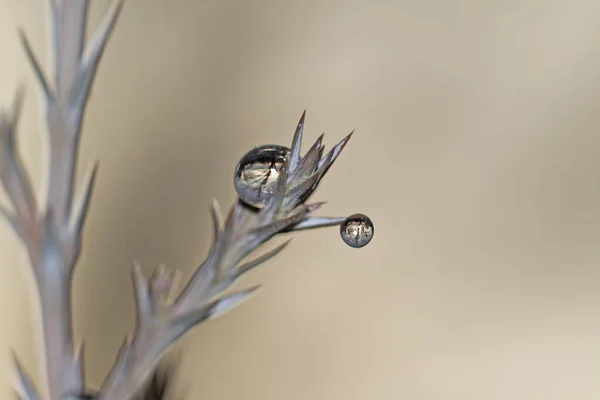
[150,263,175,301]
[289,110,306,171]
[306,201,327,212]
[0,86,25,144]
[289,133,324,186]
[298,109,306,125]
[73,342,86,384]
[70,162,99,237]
[85,0,126,63]
[74,0,126,107]
[236,238,292,277]
[287,216,346,231]
[209,285,261,319]
[210,197,223,243]
[317,131,353,172]
[11,351,40,400]
[131,261,152,325]
[17,28,52,100]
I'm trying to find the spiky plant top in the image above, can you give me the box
[94,112,356,399]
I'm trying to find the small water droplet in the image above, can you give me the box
[340,213,374,248]
[234,144,290,208]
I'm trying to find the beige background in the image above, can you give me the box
[1,0,600,399]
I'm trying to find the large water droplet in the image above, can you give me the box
[234,144,290,208]
[340,213,374,248]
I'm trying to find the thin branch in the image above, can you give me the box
[96,110,357,399]
[99,280,259,400]
[35,206,80,398]
[38,1,122,397]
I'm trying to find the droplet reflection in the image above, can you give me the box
[340,213,374,248]
[234,144,290,208]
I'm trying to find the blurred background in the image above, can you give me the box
[1,0,600,399]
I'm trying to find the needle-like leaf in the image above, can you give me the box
[248,206,306,244]
[318,130,354,172]
[288,110,306,171]
[235,239,292,278]
[69,162,99,239]
[208,285,260,319]
[131,261,152,329]
[17,30,53,100]
[11,351,41,400]
[287,216,345,231]
[289,133,324,186]
[210,197,223,245]
[71,0,125,109]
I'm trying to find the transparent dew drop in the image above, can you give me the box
[340,213,374,248]
[234,144,290,209]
